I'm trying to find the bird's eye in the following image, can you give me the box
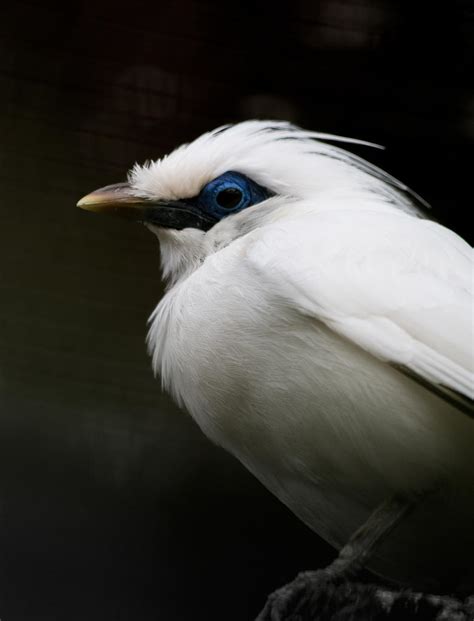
[197,171,271,221]
[216,188,243,209]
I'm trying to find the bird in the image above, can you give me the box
[77,120,474,598]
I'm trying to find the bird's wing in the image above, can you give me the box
[247,207,473,416]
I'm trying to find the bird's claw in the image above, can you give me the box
[255,569,328,621]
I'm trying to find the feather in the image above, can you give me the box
[247,205,473,416]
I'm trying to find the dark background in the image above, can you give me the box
[0,1,472,620]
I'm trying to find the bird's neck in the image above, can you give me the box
[150,226,211,286]
[150,200,303,286]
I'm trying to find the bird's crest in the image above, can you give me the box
[128,121,428,215]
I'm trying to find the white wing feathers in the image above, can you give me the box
[247,208,473,413]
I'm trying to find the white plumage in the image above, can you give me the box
[79,121,474,591]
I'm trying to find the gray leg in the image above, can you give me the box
[256,493,420,621]
[326,493,418,577]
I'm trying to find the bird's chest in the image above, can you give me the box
[152,270,394,548]
[150,265,385,494]
[153,272,298,444]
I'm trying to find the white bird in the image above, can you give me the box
[78,121,474,595]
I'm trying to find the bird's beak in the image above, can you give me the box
[77,183,149,219]
[77,182,217,231]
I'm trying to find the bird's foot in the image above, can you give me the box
[255,568,341,621]
[255,492,474,619]
[256,571,474,621]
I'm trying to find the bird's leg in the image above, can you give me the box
[256,491,425,621]
[325,492,419,577]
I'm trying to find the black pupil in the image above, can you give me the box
[216,187,243,209]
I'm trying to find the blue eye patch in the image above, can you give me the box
[194,171,272,221]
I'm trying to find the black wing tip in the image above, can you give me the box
[393,363,474,420]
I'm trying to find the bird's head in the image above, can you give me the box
[78,120,421,284]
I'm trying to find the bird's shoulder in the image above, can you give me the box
[245,205,470,287]
[242,205,473,407]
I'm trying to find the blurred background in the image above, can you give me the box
[0,1,472,619]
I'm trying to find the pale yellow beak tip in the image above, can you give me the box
[76,182,136,213]
[76,194,93,209]
[76,183,149,219]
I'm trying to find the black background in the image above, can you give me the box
[0,1,472,620]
